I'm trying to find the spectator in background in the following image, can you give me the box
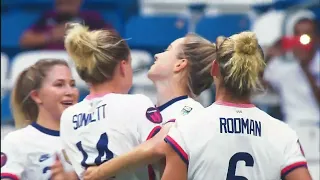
[264,10,319,126]
[20,0,113,50]
[263,10,319,180]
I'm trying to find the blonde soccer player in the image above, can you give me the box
[1,59,79,180]
[83,32,312,180]
[57,23,217,180]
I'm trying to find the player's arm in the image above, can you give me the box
[281,132,312,180]
[84,123,173,180]
[161,141,188,180]
[284,167,312,180]
[161,119,190,180]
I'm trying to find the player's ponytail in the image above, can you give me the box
[65,23,130,85]
[177,33,216,97]
[216,31,265,97]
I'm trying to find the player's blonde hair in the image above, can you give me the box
[65,23,130,84]
[177,33,216,97]
[11,59,69,128]
[216,31,265,97]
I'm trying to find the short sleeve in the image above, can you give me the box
[280,132,308,179]
[164,120,190,165]
[133,95,163,142]
[1,134,27,180]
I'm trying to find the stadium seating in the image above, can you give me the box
[196,14,251,42]
[125,15,189,51]
[1,11,40,47]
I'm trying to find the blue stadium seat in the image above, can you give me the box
[101,11,124,36]
[125,15,189,50]
[196,14,251,42]
[1,11,40,48]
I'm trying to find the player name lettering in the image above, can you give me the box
[72,104,107,130]
[219,117,261,137]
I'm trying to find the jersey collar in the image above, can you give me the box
[31,122,60,136]
[157,95,188,112]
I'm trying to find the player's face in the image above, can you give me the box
[148,38,185,81]
[37,65,79,120]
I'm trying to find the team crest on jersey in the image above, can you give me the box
[146,107,162,124]
[1,152,7,168]
[181,106,193,116]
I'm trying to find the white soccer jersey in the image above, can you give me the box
[158,95,204,125]
[165,101,307,180]
[60,93,163,180]
[149,95,204,180]
[1,123,73,180]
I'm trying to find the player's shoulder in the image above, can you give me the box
[256,110,298,144]
[268,115,297,136]
[2,125,34,145]
[175,106,207,127]
[185,98,204,109]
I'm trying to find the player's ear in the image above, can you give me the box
[211,60,219,77]
[119,60,127,77]
[30,90,42,104]
[174,59,188,73]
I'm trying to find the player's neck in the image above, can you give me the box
[154,80,189,106]
[36,109,60,131]
[215,87,251,104]
[89,80,126,95]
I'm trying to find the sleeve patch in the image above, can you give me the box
[1,152,7,168]
[145,107,163,124]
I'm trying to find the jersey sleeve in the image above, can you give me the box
[1,134,27,180]
[280,131,308,179]
[164,118,191,165]
[133,95,163,142]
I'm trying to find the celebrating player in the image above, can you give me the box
[82,35,218,180]
[59,23,217,180]
[84,32,312,180]
[1,59,79,180]
[161,32,312,180]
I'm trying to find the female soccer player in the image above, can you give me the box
[84,32,312,180]
[58,23,217,180]
[1,59,79,180]
[160,32,312,180]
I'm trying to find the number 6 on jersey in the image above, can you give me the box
[227,152,254,180]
